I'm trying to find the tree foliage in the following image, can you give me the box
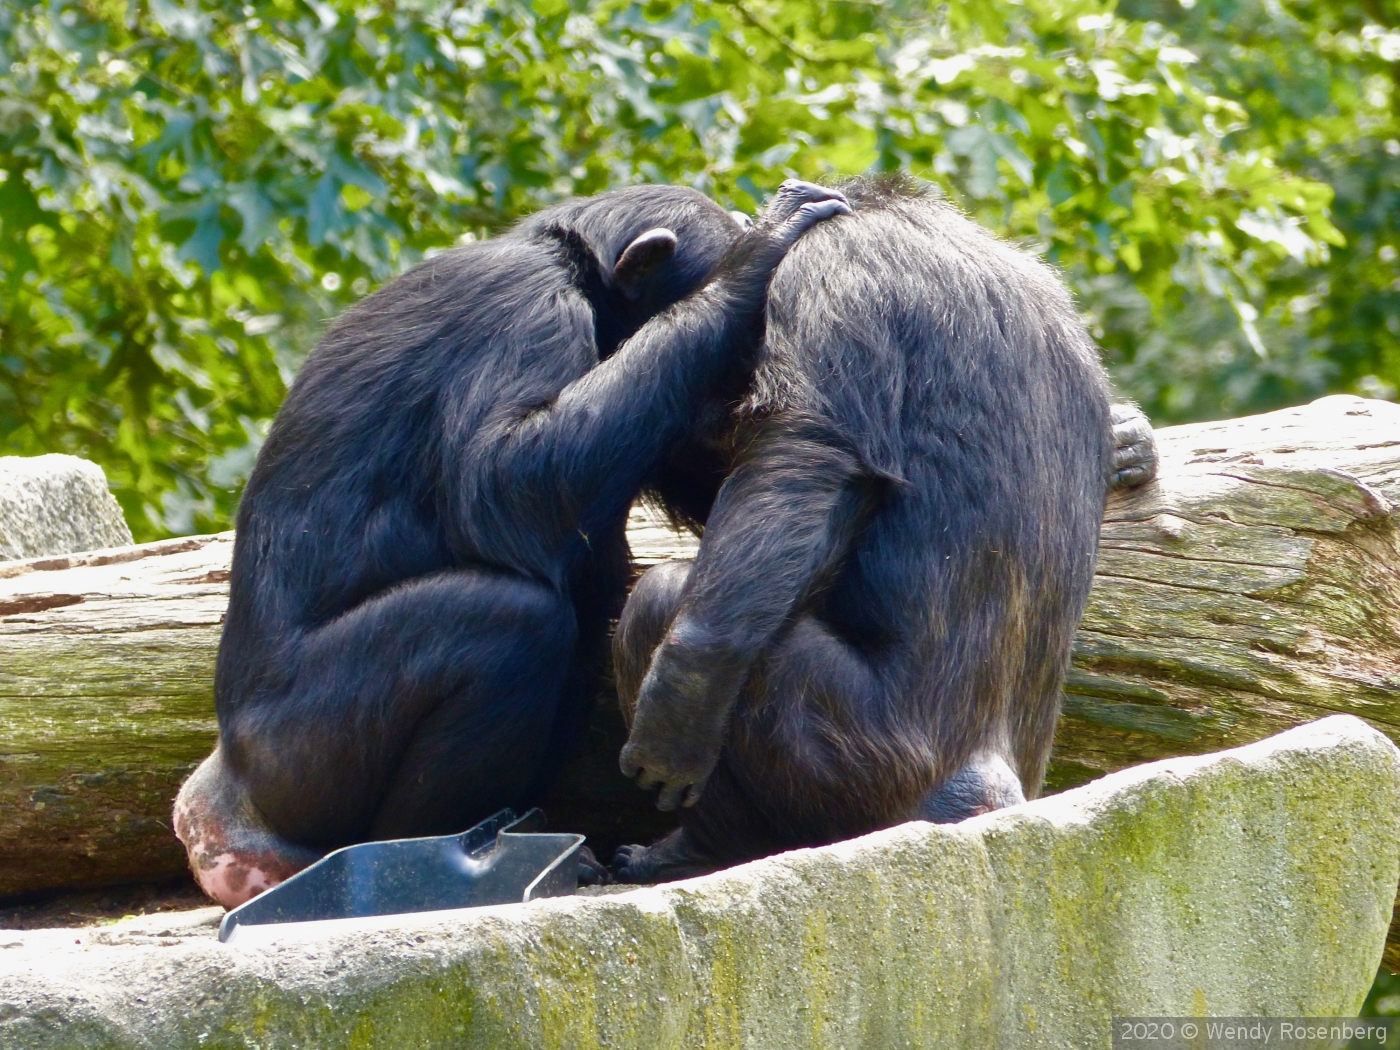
[0,0,1392,538]
[1106,0,1400,421]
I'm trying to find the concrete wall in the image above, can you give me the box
[2,714,1396,1049]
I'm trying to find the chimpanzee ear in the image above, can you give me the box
[613,227,678,300]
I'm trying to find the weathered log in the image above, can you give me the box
[3,393,1399,906]
[1054,393,1400,791]
[0,536,230,896]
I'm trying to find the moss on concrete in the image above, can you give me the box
[1,715,1395,1049]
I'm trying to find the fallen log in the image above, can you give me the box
[1055,393,1400,790]
[0,535,230,896]
[3,394,1398,912]
[0,522,685,898]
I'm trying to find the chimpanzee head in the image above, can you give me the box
[519,185,745,351]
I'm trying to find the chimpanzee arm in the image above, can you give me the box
[619,423,883,810]
[459,183,850,571]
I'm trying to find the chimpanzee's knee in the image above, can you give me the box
[613,559,693,726]
[918,752,1026,823]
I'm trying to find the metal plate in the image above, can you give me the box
[218,809,583,943]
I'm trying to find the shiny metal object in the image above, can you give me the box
[218,808,582,943]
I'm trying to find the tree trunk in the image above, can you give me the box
[3,394,1399,942]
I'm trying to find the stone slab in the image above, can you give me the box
[1,715,1395,1049]
[0,455,131,561]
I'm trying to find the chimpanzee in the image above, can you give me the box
[611,174,1156,881]
[171,179,852,908]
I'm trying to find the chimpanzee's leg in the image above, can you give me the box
[176,568,574,907]
[913,405,1157,821]
[911,406,1145,821]
[612,613,939,882]
[611,560,716,880]
[613,560,694,730]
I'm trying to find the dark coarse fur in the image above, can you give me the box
[613,174,1114,880]
[202,181,846,857]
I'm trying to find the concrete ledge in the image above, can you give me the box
[3,714,1397,1049]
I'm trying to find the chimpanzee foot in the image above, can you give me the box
[610,843,654,883]
[1111,402,1159,489]
[918,753,1027,824]
[611,828,716,884]
[576,845,612,887]
[172,747,322,909]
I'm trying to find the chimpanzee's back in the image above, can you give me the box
[745,174,1113,790]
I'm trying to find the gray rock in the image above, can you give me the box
[0,715,1396,1049]
[0,455,132,562]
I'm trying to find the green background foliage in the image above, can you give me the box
[0,0,1395,539]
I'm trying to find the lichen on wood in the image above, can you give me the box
[1052,395,1400,793]
[0,535,229,895]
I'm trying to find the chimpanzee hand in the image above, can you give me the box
[706,181,850,343]
[1110,402,1158,489]
[752,179,852,250]
[618,632,741,811]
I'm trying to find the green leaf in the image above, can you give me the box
[174,201,224,274]
[307,175,341,247]
[228,182,276,254]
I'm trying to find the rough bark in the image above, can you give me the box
[1055,393,1400,793]
[3,394,1398,922]
[0,535,230,897]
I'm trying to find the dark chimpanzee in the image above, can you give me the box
[172,179,851,908]
[611,174,1156,882]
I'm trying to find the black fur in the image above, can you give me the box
[614,175,1117,880]
[190,181,850,866]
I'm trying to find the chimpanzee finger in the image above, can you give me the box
[1112,421,1153,449]
[1113,461,1155,488]
[618,744,648,782]
[1113,438,1152,469]
[681,782,704,807]
[621,748,662,790]
[761,179,849,227]
[1110,401,1145,426]
[778,178,849,205]
[576,845,611,886]
[1111,433,1158,489]
[788,199,853,234]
